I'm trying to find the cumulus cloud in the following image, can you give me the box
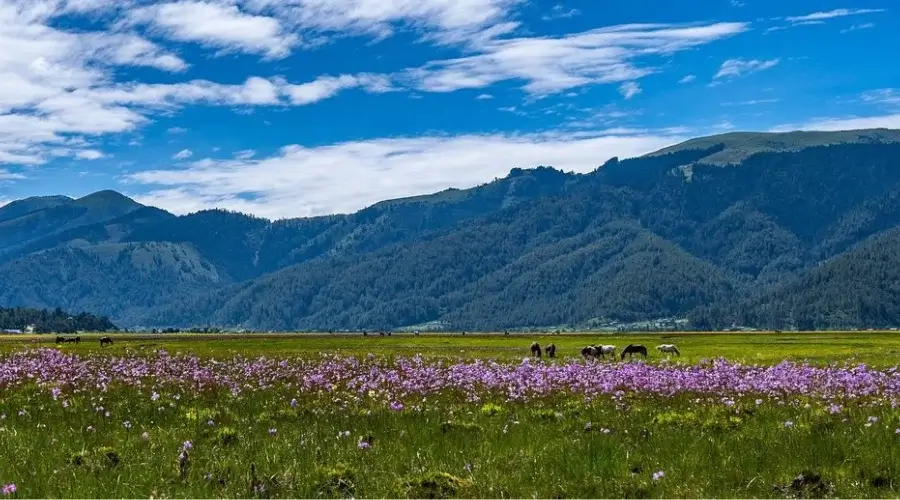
[124,130,686,219]
[714,58,780,79]
[127,1,300,59]
[75,149,106,160]
[281,74,396,105]
[679,75,696,84]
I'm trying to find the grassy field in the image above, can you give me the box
[5,330,900,366]
[1,331,900,498]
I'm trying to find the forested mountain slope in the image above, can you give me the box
[3,129,900,330]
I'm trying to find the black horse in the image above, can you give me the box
[99,336,113,347]
[581,345,599,359]
[546,343,556,358]
[620,344,648,360]
[530,342,543,358]
[55,336,65,344]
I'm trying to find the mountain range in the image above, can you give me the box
[3,128,900,331]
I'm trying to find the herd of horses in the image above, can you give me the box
[55,335,114,347]
[530,341,680,360]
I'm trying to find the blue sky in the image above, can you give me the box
[0,0,897,218]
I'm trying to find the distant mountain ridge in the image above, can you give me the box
[3,128,900,330]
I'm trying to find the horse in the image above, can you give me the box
[530,342,543,358]
[597,345,617,359]
[581,345,599,359]
[620,344,648,360]
[65,337,77,343]
[656,344,681,356]
[55,336,65,344]
[99,336,113,347]
[546,343,557,358]
[75,336,81,344]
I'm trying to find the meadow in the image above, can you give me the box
[1,331,900,498]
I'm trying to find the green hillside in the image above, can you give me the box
[3,129,900,330]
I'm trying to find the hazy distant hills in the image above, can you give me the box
[3,128,900,331]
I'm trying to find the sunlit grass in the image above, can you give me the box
[1,332,900,497]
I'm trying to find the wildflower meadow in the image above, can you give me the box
[1,333,900,498]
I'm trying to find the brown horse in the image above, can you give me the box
[99,337,113,347]
[620,344,648,360]
[530,342,543,358]
[546,343,557,358]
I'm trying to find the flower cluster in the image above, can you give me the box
[1,349,899,405]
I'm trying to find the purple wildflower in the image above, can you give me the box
[652,471,665,481]
[390,401,404,411]
[182,440,193,452]
[358,440,370,449]
[2,483,16,495]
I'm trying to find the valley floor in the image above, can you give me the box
[0,332,899,498]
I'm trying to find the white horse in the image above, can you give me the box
[598,345,617,359]
[656,344,681,356]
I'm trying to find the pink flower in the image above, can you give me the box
[2,483,16,495]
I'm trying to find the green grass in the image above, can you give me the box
[2,331,900,497]
[8,330,900,366]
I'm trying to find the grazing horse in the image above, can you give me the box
[65,337,77,343]
[581,345,599,359]
[546,343,557,358]
[99,336,113,347]
[656,344,681,356]
[597,345,617,359]
[530,342,543,358]
[75,336,81,344]
[55,336,65,344]
[620,344,648,360]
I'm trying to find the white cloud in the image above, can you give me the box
[862,89,900,106]
[172,149,193,160]
[618,81,641,99]
[243,0,524,47]
[234,149,256,159]
[128,1,299,59]
[476,93,494,100]
[0,169,25,180]
[721,98,780,106]
[406,22,748,95]
[784,8,885,23]
[841,23,875,33]
[542,5,580,21]
[770,114,900,132]
[281,74,396,105]
[167,127,188,134]
[679,75,696,83]
[714,58,780,79]
[125,130,687,218]
[75,149,105,160]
